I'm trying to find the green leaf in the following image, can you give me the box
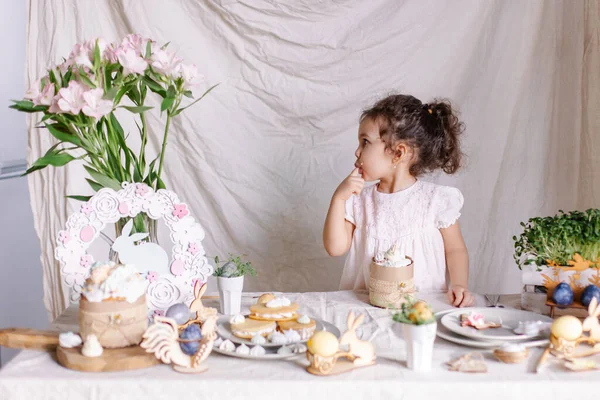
[66,195,92,202]
[9,100,48,113]
[183,90,193,99]
[46,124,82,146]
[121,105,153,114]
[142,76,166,97]
[172,83,219,116]
[166,85,177,98]
[83,165,122,191]
[78,67,96,89]
[93,40,101,72]
[145,41,152,58]
[85,178,103,192]
[48,69,58,85]
[160,97,175,112]
[156,176,166,190]
[105,86,119,100]
[29,149,75,170]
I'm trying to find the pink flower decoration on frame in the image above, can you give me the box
[147,271,158,283]
[188,242,200,255]
[135,183,150,197]
[80,254,94,268]
[172,204,189,219]
[80,203,93,215]
[58,231,71,245]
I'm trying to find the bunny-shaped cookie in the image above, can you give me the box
[583,297,600,341]
[190,280,217,322]
[112,219,169,274]
[339,311,376,366]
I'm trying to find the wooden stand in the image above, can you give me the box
[306,357,375,376]
[545,300,587,318]
[0,328,159,372]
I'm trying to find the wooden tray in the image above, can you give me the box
[545,300,587,318]
[0,328,159,372]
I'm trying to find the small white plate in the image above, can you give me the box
[217,316,325,348]
[435,309,549,349]
[212,320,341,360]
[440,307,552,342]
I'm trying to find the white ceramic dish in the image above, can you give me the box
[435,308,550,348]
[216,315,324,348]
[440,307,553,342]
[212,319,341,360]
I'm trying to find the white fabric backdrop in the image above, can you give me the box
[24,0,596,320]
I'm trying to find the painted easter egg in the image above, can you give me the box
[307,331,339,357]
[551,315,583,341]
[581,285,600,307]
[552,282,574,306]
[166,302,191,325]
[179,324,202,355]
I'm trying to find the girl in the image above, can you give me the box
[323,94,474,307]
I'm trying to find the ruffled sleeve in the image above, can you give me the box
[435,186,464,229]
[345,196,356,226]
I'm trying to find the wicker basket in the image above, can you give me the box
[493,348,530,364]
[79,295,148,348]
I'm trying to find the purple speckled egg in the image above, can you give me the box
[166,303,191,325]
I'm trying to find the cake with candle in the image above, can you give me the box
[368,244,415,309]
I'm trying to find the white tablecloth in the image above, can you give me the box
[1,291,599,400]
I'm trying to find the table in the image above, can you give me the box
[1,291,598,400]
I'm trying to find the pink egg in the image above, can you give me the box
[80,225,95,242]
[118,202,129,214]
[170,260,185,276]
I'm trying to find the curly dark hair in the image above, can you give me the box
[360,94,465,176]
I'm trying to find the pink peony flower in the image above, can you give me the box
[151,49,182,76]
[57,81,87,114]
[24,78,41,101]
[35,81,55,106]
[82,88,113,119]
[172,204,189,219]
[121,34,153,56]
[117,48,148,76]
[176,64,204,90]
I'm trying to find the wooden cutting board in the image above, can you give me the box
[0,328,160,372]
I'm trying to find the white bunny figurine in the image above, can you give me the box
[583,297,600,341]
[112,219,169,275]
[189,280,217,322]
[339,311,376,366]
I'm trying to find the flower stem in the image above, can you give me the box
[156,111,172,190]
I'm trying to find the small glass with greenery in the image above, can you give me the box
[212,254,257,278]
[392,300,436,325]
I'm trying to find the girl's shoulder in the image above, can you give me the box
[418,180,463,200]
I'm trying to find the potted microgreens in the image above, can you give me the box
[392,300,437,372]
[513,209,600,303]
[212,254,256,315]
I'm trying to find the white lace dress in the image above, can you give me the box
[340,179,464,292]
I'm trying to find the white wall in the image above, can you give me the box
[0,0,48,367]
